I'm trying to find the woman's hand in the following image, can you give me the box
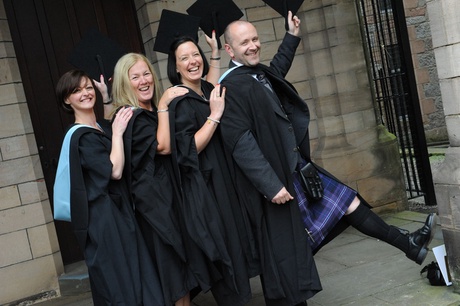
[208,84,225,121]
[158,86,189,110]
[112,106,133,136]
[205,30,219,53]
[93,74,111,102]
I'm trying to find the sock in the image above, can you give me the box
[345,202,409,253]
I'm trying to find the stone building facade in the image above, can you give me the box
[404,0,447,143]
[2,0,446,303]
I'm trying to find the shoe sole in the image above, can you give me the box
[415,213,438,265]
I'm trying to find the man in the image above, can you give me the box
[219,12,321,306]
[220,10,436,306]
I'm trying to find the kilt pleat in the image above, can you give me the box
[293,169,356,251]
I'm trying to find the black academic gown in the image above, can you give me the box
[122,108,197,305]
[168,82,255,306]
[66,124,164,306]
[219,33,322,305]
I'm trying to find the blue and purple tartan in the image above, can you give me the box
[293,169,356,250]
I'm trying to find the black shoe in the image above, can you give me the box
[405,213,437,265]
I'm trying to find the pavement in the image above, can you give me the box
[31,210,460,306]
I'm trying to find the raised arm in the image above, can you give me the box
[93,74,114,119]
[204,31,221,86]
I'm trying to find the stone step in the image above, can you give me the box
[58,261,90,296]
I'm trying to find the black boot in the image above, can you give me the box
[402,213,437,264]
[345,202,437,265]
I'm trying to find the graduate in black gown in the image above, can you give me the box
[108,53,197,306]
[219,12,437,305]
[165,37,255,306]
[53,70,164,305]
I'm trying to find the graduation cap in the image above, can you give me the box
[187,0,243,49]
[153,9,201,54]
[262,0,304,30]
[67,28,126,82]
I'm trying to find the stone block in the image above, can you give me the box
[0,185,20,210]
[440,78,460,115]
[0,155,41,187]
[315,94,341,118]
[0,42,14,59]
[19,181,48,205]
[233,0,262,10]
[0,134,37,160]
[311,48,333,76]
[434,44,460,79]
[305,31,329,51]
[0,254,60,305]
[335,71,358,93]
[0,230,32,268]
[434,184,453,228]
[293,80,313,101]
[445,115,460,146]
[0,201,49,235]
[303,8,326,34]
[0,83,24,106]
[0,104,29,138]
[29,223,60,258]
[0,20,12,41]
[286,55,308,84]
[315,75,337,97]
[246,6,279,22]
[253,19,276,43]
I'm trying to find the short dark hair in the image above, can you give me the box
[167,36,209,86]
[55,70,92,114]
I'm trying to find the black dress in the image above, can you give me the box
[122,108,197,305]
[168,81,256,306]
[63,124,164,305]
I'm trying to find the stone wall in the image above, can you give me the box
[0,0,63,304]
[0,0,409,303]
[404,0,447,143]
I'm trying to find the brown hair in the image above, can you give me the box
[55,70,92,114]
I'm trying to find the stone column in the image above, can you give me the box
[301,0,406,211]
[427,0,460,292]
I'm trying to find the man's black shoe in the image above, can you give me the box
[405,213,437,265]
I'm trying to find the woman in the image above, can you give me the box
[106,53,200,306]
[53,70,164,305]
[166,36,255,306]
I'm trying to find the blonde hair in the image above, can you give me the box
[110,53,162,116]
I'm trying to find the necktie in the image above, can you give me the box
[257,73,274,93]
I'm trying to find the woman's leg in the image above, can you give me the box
[344,195,437,265]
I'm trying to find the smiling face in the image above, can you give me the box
[128,59,154,106]
[175,41,204,87]
[225,21,261,67]
[64,77,95,113]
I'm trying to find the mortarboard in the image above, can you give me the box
[153,9,201,54]
[187,0,243,49]
[262,0,305,30]
[67,28,126,82]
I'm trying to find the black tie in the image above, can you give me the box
[257,73,274,93]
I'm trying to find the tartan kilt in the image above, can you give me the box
[293,169,356,251]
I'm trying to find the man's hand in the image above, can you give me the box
[287,10,301,37]
[271,187,294,204]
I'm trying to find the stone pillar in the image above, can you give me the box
[427,0,460,292]
[301,0,407,211]
[0,0,63,303]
